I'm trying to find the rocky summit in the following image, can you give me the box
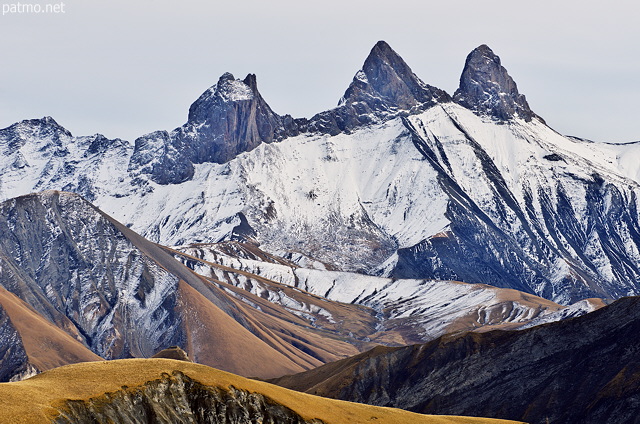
[306,41,451,134]
[453,44,536,122]
[129,72,299,185]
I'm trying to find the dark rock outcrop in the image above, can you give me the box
[55,371,323,424]
[453,44,536,122]
[271,296,640,424]
[129,73,299,185]
[305,41,450,134]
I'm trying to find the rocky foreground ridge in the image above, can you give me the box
[270,296,640,424]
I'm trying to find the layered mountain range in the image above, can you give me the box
[0,190,584,382]
[0,40,639,422]
[2,42,640,306]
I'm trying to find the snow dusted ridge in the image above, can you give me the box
[0,42,640,305]
[175,242,600,343]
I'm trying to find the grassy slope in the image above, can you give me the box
[0,358,524,424]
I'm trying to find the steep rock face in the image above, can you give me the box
[0,191,184,360]
[306,41,450,134]
[271,296,640,424]
[0,304,30,382]
[129,73,299,185]
[55,371,322,424]
[453,45,536,122]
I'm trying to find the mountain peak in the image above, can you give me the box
[453,45,535,122]
[366,40,401,65]
[0,117,73,145]
[131,71,299,184]
[188,73,255,122]
[20,116,71,136]
[340,41,450,112]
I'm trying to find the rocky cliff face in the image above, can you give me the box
[305,41,450,135]
[129,73,299,185]
[0,304,30,382]
[271,296,640,424]
[55,371,322,424]
[0,191,185,360]
[453,44,536,122]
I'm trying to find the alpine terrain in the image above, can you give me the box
[270,296,640,424]
[0,40,638,423]
[0,42,639,306]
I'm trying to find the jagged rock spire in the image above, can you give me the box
[453,45,536,122]
[340,40,450,113]
[130,73,299,185]
[306,41,450,135]
[183,72,299,164]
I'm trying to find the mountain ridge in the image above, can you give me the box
[0,358,523,424]
[269,295,640,424]
[1,42,640,305]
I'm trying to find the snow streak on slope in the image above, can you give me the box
[176,243,594,344]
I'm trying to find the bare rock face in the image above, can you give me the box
[0,191,185,360]
[453,44,536,122]
[306,41,450,134]
[55,371,323,424]
[129,73,299,185]
[186,73,299,164]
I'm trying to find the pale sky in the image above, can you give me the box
[1,0,638,143]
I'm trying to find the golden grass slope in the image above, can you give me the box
[0,358,524,424]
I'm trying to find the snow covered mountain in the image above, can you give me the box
[0,190,582,382]
[0,190,374,380]
[1,42,639,304]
